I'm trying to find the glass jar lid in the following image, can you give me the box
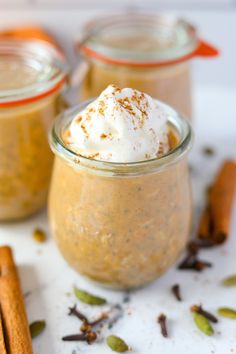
[0,39,68,107]
[77,14,203,67]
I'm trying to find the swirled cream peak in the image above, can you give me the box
[66,85,170,162]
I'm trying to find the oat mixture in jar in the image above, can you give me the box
[76,14,218,119]
[49,86,193,289]
[0,40,68,221]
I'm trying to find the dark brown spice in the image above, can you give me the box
[171,284,182,301]
[178,241,212,272]
[187,241,199,255]
[68,305,88,323]
[194,260,212,271]
[178,258,212,272]
[202,146,215,156]
[62,331,97,344]
[68,305,108,332]
[80,322,92,333]
[157,314,168,338]
[191,305,218,323]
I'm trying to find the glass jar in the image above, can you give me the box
[76,14,218,119]
[49,99,193,289]
[0,40,68,221]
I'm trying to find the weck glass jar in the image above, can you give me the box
[49,99,193,289]
[76,14,218,119]
[0,40,68,221]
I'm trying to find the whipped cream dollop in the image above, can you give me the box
[66,85,170,162]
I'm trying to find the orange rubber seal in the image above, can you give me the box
[79,39,219,68]
[0,78,66,108]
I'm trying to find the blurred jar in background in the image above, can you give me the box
[76,14,218,119]
[0,40,68,221]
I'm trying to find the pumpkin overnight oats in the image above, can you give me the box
[49,85,192,289]
[0,40,67,221]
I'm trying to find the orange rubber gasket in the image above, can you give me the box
[79,39,219,68]
[0,78,66,108]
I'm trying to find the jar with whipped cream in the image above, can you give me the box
[76,14,218,119]
[49,85,193,289]
[0,40,68,221]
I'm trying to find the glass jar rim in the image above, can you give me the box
[0,39,68,107]
[76,13,199,67]
[49,98,193,177]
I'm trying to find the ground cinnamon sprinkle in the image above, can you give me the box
[63,130,71,144]
[117,98,134,114]
[76,116,82,124]
[81,124,89,138]
[100,133,107,139]
[98,100,106,115]
[87,153,100,159]
[198,160,236,245]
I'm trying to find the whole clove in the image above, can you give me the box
[68,305,108,333]
[68,305,88,323]
[62,331,97,344]
[171,284,182,302]
[191,305,218,323]
[178,258,212,272]
[80,322,92,333]
[178,241,212,272]
[157,313,168,338]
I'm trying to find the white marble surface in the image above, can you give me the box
[0,86,236,354]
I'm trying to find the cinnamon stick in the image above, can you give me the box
[0,246,33,354]
[198,160,236,245]
[0,309,7,354]
[198,207,211,242]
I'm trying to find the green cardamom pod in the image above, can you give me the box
[106,335,129,352]
[218,307,236,319]
[194,313,214,336]
[222,275,236,286]
[74,287,106,305]
[30,320,46,338]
